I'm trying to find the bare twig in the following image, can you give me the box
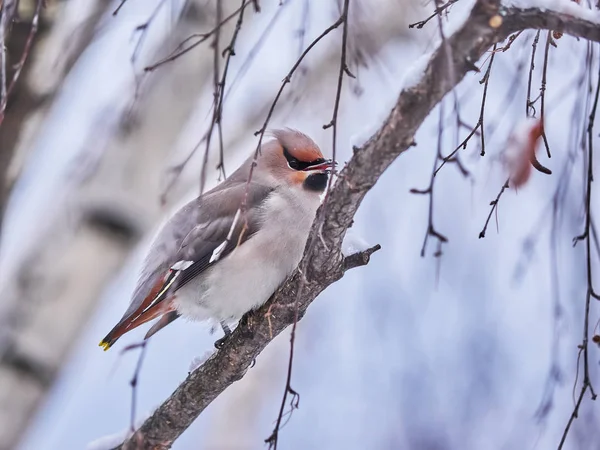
[497,30,524,51]
[522,31,552,174]
[539,31,552,158]
[113,0,129,16]
[411,101,448,258]
[409,0,460,29]
[251,16,344,142]
[144,2,254,72]
[435,44,496,175]
[524,30,553,174]
[479,178,509,239]
[124,342,148,432]
[323,0,353,183]
[214,0,252,180]
[131,0,168,65]
[199,0,224,194]
[526,30,541,117]
[120,0,169,121]
[485,36,530,141]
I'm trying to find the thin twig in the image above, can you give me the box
[484,36,529,141]
[199,0,224,194]
[497,30,524,52]
[131,0,168,65]
[479,178,509,239]
[408,0,460,29]
[215,0,253,180]
[323,0,354,178]
[120,0,169,123]
[414,101,449,257]
[435,45,496,175]
[113,0,129,16]
[524,30,552,174]
[144,2,253,72]
[128,343,148,432]
[526,30,541,117]
[539,31,552,158]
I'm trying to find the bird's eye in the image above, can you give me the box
[283,147,303,170]
[288,157,301,170]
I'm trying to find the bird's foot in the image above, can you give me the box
[220,321,232,336]
[214,335,229,349]
[213,319,257,367]
[214,321,232,349]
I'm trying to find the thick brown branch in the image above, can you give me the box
[115,3,600,449]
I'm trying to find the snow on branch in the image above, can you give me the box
[114,1,600,448]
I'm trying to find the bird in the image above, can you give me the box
[99,129,334,350]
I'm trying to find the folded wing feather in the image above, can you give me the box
[99,181,274,350]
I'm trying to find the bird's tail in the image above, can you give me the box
[99,297,176,351]
[99,269,182,351]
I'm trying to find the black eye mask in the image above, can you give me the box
[283,147,326,171]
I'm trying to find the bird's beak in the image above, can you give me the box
[303,159,336,171]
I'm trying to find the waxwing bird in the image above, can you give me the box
[99,129,334,350]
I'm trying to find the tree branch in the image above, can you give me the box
[116,2,600,448]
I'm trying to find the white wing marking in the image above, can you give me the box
[209,240,228,264]
[171,260,194,271]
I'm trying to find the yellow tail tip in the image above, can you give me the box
[98,340,111,351]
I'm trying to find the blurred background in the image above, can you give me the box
[0,0,599,449]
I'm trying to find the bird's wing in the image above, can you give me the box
[99,181,274,350]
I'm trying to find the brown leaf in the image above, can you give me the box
[504,118,544,188]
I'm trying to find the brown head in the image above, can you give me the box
[257,128,335,193]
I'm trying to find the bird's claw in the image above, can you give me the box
[214,336,227,349]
